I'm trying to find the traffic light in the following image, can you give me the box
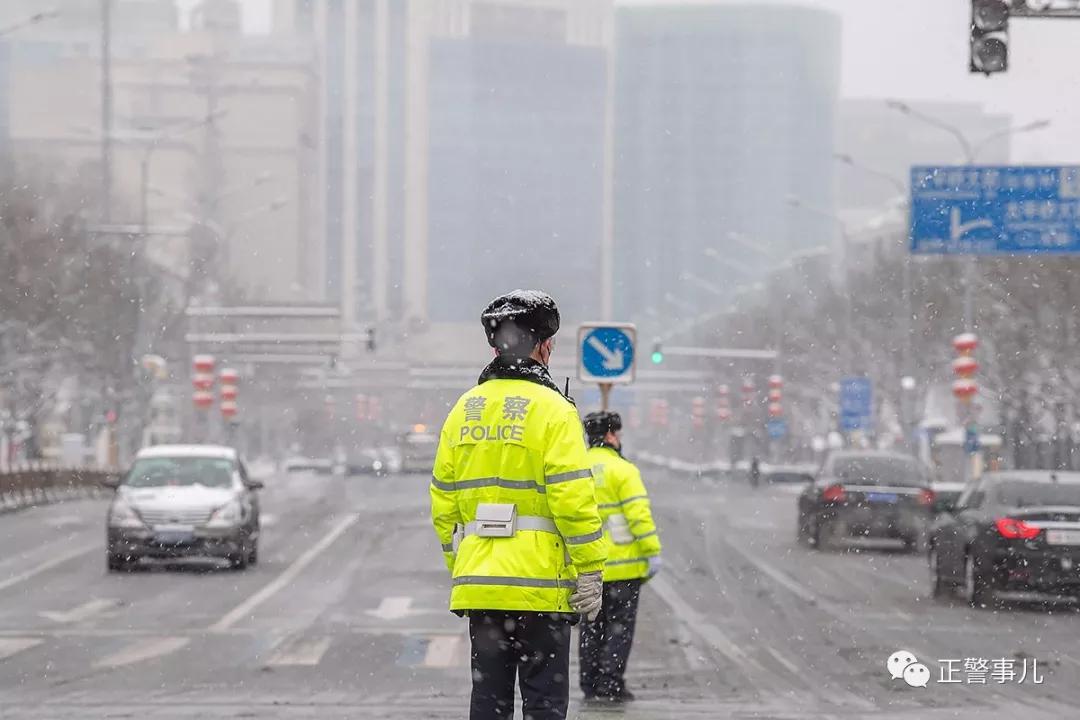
[970,0,1008,75]
[366,327,376,352]
[651,341,663,364]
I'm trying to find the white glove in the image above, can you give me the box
[647,555,663,580]
[569,571,603,621]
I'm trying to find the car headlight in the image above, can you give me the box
[206,499,243,528]
[108,498,146,529]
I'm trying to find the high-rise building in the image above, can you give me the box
[2,1,319,301]
[613,3,841,327]
[419,1,611,328]
[272,0,316,33]
[312,0,409,325]
[313,0,613,344]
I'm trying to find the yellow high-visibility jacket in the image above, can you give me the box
[586,445,661,582]
[431,378,607,613]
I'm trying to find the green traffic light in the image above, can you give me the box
[651,351,663,364]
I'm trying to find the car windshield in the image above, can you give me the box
[125,457,235,489]
[994,481,1080,508]
[830,457,925,487]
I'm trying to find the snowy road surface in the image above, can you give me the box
[1,470,1079,719]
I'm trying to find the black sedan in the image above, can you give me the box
[930,471,1080,607]
[797,451,934,552]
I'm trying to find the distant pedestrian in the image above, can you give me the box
[750,456,761,487]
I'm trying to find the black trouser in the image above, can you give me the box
[579,579,642,698]
[468,611,572,720]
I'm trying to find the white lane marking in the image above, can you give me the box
[765,646,801,676]
[94,636,189,669]
[46,515,87,529]
[875,624,972,635]
[0,545,97,594]
[267,636,332,666]
[730,517,777,531]
[366,596,413,620]
[39,598,119,624]
[210,513,360,632]
[648,575,752,667]
[0,638,43,660]
[740,553,819,604]
[423,634,462,668]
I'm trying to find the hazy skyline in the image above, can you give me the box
[237,0,1077,164]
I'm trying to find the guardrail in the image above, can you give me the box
[0,467,118,513]
[633,452,721,476]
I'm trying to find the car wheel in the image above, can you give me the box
[107,553,135,572]
[904,530,928,554]
[963,552,994,608]
[928,546,950,599]
[228,550,249,571]
[797,514,813,546]
[247,541,258,566]
[815,517,841,551]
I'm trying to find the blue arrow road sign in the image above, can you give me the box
[578,324,636,384]
[839,377,872,432]
[911,165,1080,255]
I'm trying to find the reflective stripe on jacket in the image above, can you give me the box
[430,378,607,613]
[587,446,661,582]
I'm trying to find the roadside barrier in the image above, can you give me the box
[0,466,117,513]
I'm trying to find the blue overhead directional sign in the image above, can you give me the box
[839,377,872,432]
[767,418,788,440]
[578,323,636,384]
[911,165,1080,255]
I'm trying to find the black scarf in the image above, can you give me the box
[588,438,623,455]
[478,355,574,405]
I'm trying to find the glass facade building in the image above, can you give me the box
[613,4,841,323]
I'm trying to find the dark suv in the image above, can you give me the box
[797,451,934,552]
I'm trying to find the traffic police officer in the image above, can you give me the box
[579,410,662,703]
[430,290,608,720]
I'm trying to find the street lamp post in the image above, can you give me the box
[0,9,60,37]
[834,154,917,448]
[171,197,288,277]
[704,243,780,367]
[884,100,1051,334]
[787,197,854,374]
[136,110,228,234]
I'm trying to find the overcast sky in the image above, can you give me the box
[237,0,1080,162]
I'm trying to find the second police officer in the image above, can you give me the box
[579,410,662,703]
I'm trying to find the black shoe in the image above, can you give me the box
[587,689,636,704]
